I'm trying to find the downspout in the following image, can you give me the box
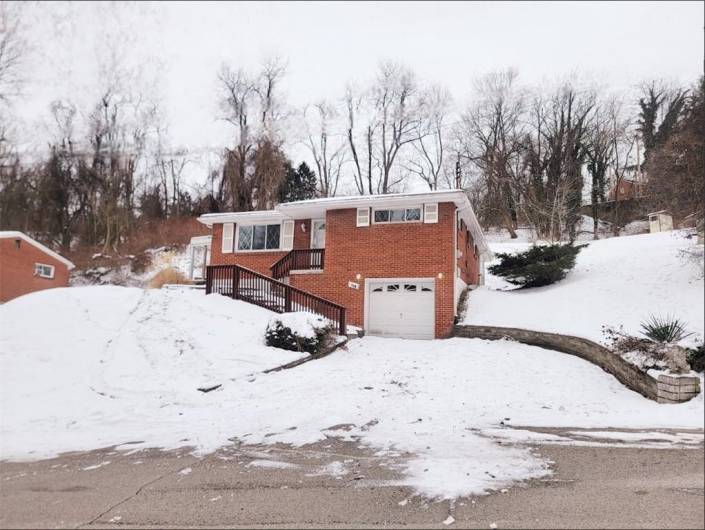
[453,208,459,317]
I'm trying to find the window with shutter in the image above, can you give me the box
[424,204,438,223]
[221,223,234,253]
[356,207,370,227]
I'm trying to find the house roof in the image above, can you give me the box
[197,190,490,255]
[0,231,75,269]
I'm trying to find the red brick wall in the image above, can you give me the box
[293,219,311,250]
[0,238,71,302]
[289,203,458,338]
[456,220,480,285]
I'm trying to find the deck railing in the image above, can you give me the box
[205,263,346,335]
[270,249,324,279]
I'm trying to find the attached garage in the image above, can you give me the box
[365,278,435,339]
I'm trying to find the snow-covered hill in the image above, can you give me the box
[464,231,704,347]
[0,287,303,459]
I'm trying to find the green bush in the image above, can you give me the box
[686,344,704,372]
[488,243,586,288]
[640,314,692,343]
[265,313,332,355]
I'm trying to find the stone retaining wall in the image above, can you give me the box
[656,373,702,404]
[453,325,700,404]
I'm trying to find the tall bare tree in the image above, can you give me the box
[406,85,451,190]
[0,3,24,106]
[458,69,525,237]
[346,62,424,194]
[521,83,595,241]
[304,101,346,197]
[218,58,288,210]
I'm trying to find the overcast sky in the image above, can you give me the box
[13,1,705,156]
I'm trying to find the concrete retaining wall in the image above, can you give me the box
[453,325,700,404]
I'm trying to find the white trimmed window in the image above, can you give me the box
[34,263,55,279]
[372,206,422,224]
[237,224,281,251]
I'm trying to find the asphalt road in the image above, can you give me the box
[1,432,703,529]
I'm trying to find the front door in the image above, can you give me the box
[311,220,326,249]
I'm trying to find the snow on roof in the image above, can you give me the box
[0,231,75,269]
[197,209,283,227]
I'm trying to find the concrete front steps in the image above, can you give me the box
[453,324,701,404]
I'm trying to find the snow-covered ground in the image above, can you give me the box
[465,231,704,347]
[0,287,304,458]
[1,285,703,500]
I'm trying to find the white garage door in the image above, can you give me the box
[367,279,435,339]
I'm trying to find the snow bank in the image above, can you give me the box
[0,286,303,460]
[464,232,704,346]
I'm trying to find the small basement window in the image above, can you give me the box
[373,207,422,224]
[34,263,55,279]
[237,224,281,251]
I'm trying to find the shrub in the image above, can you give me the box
[488,243,586,288]
[686,344,704,373]
[265,312,332,355]
[640,314,692,343]
[148,267,190,289]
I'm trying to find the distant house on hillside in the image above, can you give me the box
[608,177,646,202]
[0,232,75,303]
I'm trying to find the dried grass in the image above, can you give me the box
[148,267,190,289]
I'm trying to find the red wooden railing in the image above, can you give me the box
[205,263,346,335]
[270,249,325,279]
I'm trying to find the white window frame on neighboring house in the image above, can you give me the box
[235,223,282,252]
[372,206,423,224]
[34,263,55,279]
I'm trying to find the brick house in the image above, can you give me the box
[0,231,75,303]
[198,190,489,339]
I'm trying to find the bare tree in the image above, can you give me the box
[406,85,451,190]
[521,82,595,241]
[304,101,347,197]
[458,69,525,237]
[345,83,375,195]
[218,58,288,210]
[585,96,620,239]
[608,101,636,236]
[346,61,425,194]
[0,3,24,105]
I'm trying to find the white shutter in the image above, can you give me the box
[356,207,370,227]
[282,220,295,250]
[221,223,234,253]
[424,204,438,223]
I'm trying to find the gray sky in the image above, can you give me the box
[14,1,705,155]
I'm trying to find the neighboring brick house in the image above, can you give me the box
[0,231,75,303]
[608,178,645,201]
[198,190,489,339]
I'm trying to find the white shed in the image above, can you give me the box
[648,211,673,233]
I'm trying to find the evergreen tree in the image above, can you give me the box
[278,162,318,203]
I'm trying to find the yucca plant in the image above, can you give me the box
[640,314,692,343]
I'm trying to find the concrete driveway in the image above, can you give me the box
[1,433,703,529]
